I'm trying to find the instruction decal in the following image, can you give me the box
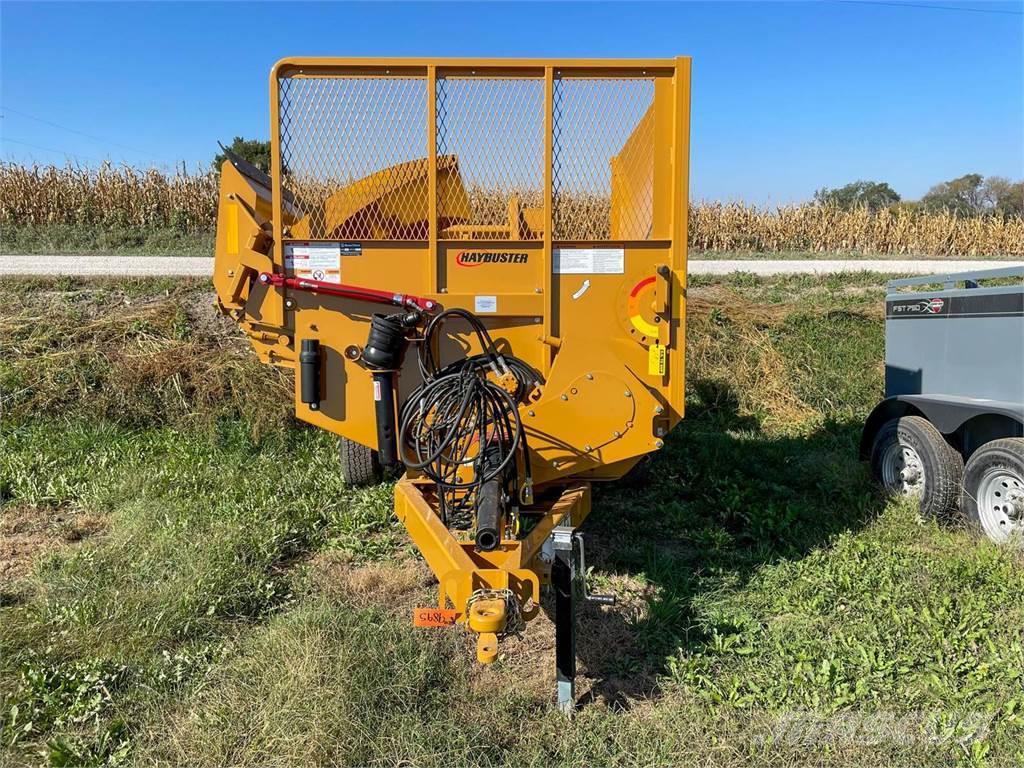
[553,247,625,275]
[284,242,342,284]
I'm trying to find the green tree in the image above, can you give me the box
[981,176,1024,218]
[212,136,271,173]
[920,173,988,216]
[813,180,901,211]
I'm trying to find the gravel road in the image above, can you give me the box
[1,255,1020,277]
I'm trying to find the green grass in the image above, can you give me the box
[0,224,214,257]
[1,277,1022,767]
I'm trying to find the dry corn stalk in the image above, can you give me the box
[2,163,1021,255]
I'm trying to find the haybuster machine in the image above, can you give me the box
[213,58,691,708]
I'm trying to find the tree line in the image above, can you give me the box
[815,175,1023,217]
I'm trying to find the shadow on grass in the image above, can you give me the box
[563,378,885,708]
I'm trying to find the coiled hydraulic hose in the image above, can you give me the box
[398,309,539,529]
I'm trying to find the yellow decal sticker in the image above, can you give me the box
[648,343,666,376]
[413,608,459,627]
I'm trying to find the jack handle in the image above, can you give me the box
[574,532,616,606]
[258,272,439,313]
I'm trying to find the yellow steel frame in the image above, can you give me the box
[216,57,692,667]
[266,57,691,377]
[394,477,590,660]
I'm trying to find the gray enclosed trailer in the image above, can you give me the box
[861,266,1024,544]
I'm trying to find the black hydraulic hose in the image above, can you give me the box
[396,305,542,533]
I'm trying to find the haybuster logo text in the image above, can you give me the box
[455,251,530,267]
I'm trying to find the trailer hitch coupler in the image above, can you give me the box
[299,339,321,410]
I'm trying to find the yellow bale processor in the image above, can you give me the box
[213,57,691,709]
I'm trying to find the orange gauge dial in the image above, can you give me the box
[627,276,660,339]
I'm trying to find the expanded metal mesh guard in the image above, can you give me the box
[437,77,544,240]
[276,66,669,243]
[279,75,428,240]
[552,78,655,241]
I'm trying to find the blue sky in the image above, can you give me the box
[1,1,1021,204]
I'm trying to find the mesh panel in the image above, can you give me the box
[553,78,655,241]
[279,76,428,240]
[437,77,544,240]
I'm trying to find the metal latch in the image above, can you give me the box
[552,528,616,606]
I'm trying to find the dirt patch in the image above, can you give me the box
[308,551,435,612]
[0,504,108,586]
[469,570,662,707]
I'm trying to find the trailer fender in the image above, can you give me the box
[861,395,1024,460]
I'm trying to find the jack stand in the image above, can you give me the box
[552,526,577,714]
[552,527,616,714]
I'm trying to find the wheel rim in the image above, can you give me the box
[976,467,1024,543]
[880,442,925,497]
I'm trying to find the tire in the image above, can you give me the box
[338,437,380,487]
[960,438,1024,546]
[870,415,963,520]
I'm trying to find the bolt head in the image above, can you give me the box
[654,405,664,414]
[655,439,664,449]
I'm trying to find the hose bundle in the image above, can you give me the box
[398,309,539,528]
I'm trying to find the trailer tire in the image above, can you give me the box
[870,415,963,520]
[339,437,380,487]
[961,438,1024,546]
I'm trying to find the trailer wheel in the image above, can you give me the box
[338,437,380,487]
[961,438,1024,546]
[870,415,963,519]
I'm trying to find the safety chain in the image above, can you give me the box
[466,588,524,637]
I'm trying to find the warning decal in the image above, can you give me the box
[285,242,342,284]
[648,343,667,376]
[553,247,625,275]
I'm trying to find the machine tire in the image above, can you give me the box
[960,438,1024,546]
[339,437,380,487]
[870,415,963,520]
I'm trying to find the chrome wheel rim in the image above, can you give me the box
[977,467,1024,544]
[881,442,925,497]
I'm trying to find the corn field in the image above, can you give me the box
[2,162,1022,255]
